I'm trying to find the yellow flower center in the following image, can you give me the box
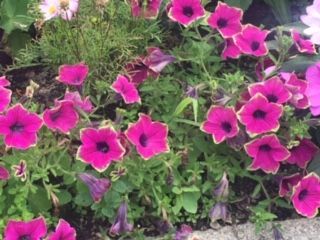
[59,0,70,9]
[48,5,57,14]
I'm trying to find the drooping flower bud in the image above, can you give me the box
[109,202,134,236]
[213,172,229,199]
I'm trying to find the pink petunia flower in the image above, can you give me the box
[12,160,27,181]
[0,76,12,113]
[4,216,47,240]
[306,63,320,115]
[300,0,320,45]
[291,30,316,54]
[59,0,79,20]
[39,0,60,21]
[0,76,11,87]
[0,104,43,150]
[130,0,162,19]
[221,38,242,60]
[142,47,176,73]
[0,165,10,180]
[167,0,205,27]
[248,77,291,104]
[244,134,290,174]
[77,127,125,172]
[200,106,239,144]
[287,139,318,168]
[125,114,169,160]
[255,58,276,81]
[111,75,141,104]
[43,100,79,134]
[49,219,76,240]
[78,173,111,202]
[58,63,89,86]
[64,91,94,113]
[234,24,269,57]
[208,2,243,38]
[291,173,320,218]
[109,202,134,236]
[279,173,303,197]
[237,94,283,136]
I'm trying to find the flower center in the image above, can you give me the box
[139,134,148,147]
[50,110,61,121]
[259,144,271,152]
[183,6,194,17]
[251,41,260,51]
[96,141,109,153]
[266,94,278,103]
[10,123,24,133]
[19,236,31,240]
[49,5,57,14]
[221,121,232,133]
[253,109,266,119]
[59,0,70,8]
[217,18,228,28]
[298,189,308,201]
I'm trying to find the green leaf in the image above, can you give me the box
[192,99,198,122]
[7,30,31,56]
[182,192,200,214]
[281,55,320,73]
[224,0,253,11]
[56,190,72,205]
[173,98,193,117]
[28,187,52,213]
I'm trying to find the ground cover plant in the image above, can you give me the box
[2,0,320,239]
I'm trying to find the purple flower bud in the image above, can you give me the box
[212,88,231,106]
[143,47,176,73]
[186,86,199,99]
[175,224,193,240]
[213,172,229,199]
[209,202,231,224]
[78,173,111,203]
[109,202,134,236]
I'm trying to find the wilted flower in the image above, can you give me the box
[300,0,320,44]
[208,2,243,38]
[287,139,318,168]
[221,38,242,60]
[25,80,40,99]
[4,216,47,240]
[12,160,27,181]
[0,165,10,181]
[49,219,76,240]
[244,134,290,174]
[209,202,231,224]
[78,173,111,202]
[291,30,316,54]
[58,63,89,86]
[64,91,93,113]
[143,47,176,73]
[226,128,248,151]
[0,104,43,150]
[111,75,141,104]
[185,85,199,99]
[279,173,303,197]
[175,224,193,240]
[213,172,229,199]
[77,127,125,172]
[167,0,205,27]
[125,114,169,160]
[109,202,134,236]
[292,173,320,218]
[130,0,162,19]
[110,166,127,181]
[255,58,276,81]
[306,62,320,115]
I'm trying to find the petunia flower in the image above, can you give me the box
[300,0,320,44]
[255,58,276,81]
[306,63,320,115]
[175,224,193,240]
[291,173,320,218]
[64,91,93,113]
[0,165,10,180]
[130,0,162,19]
[109,202,134,236]
[49,219,76,240]
[287,139,318,168]
[59,0,79,20]
[248,77,291,104]
[0,104,43,150]
[235,89,251,112]
[209,202,231,224]
[57,63,89,86]
[237,94,283,136]
[244,134,290,174]
[111,75,141,104]
[279,173,303,197]
[208,2,243,38]
[291,30,316,54]
[201,106,239,144]
[12,160,27,181]
[0,76,12,113]
[0,76,11,87]
[4,216,47,240]
[213,172,229,199]
[234,24,269,57]
[40,0,60,21]
[142,47,176,73]
[221,38,242,60]
[78,173,111,202]
[125,114,169,160]
[77,127,125,172]
[167,0,205,27]
[43,100,79,134]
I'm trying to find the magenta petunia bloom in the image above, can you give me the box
[0,165,10,180]
[291,30,316,54]
[291,173,320,218]
[248,77,291,104]
[255,58,276,81]
[234,24,269,57]
[244,134,290,174]
[4,216,47,240]
[221,38,242,60]
[279,173,303,197]
[125,114,169,160]
[43,100,79,134]
[0,76,11,87]
[237,94,283,136]
[0,76,12,113]
[201,106,239,144]
[0,104,43,150]
[49,219,76,240]
[77,127,125,172]
[109,202,134,236]
[58,63,89,86]
[208,2,243,38]
[287,139,318,168]
[78,173,111,202]
[111,75,141,104]
[306,63,320,115]
[143,47,176,73]
[125,58,158,86]
[130,0,162,19]
[168,0,205,27]
[64,91,93,113]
